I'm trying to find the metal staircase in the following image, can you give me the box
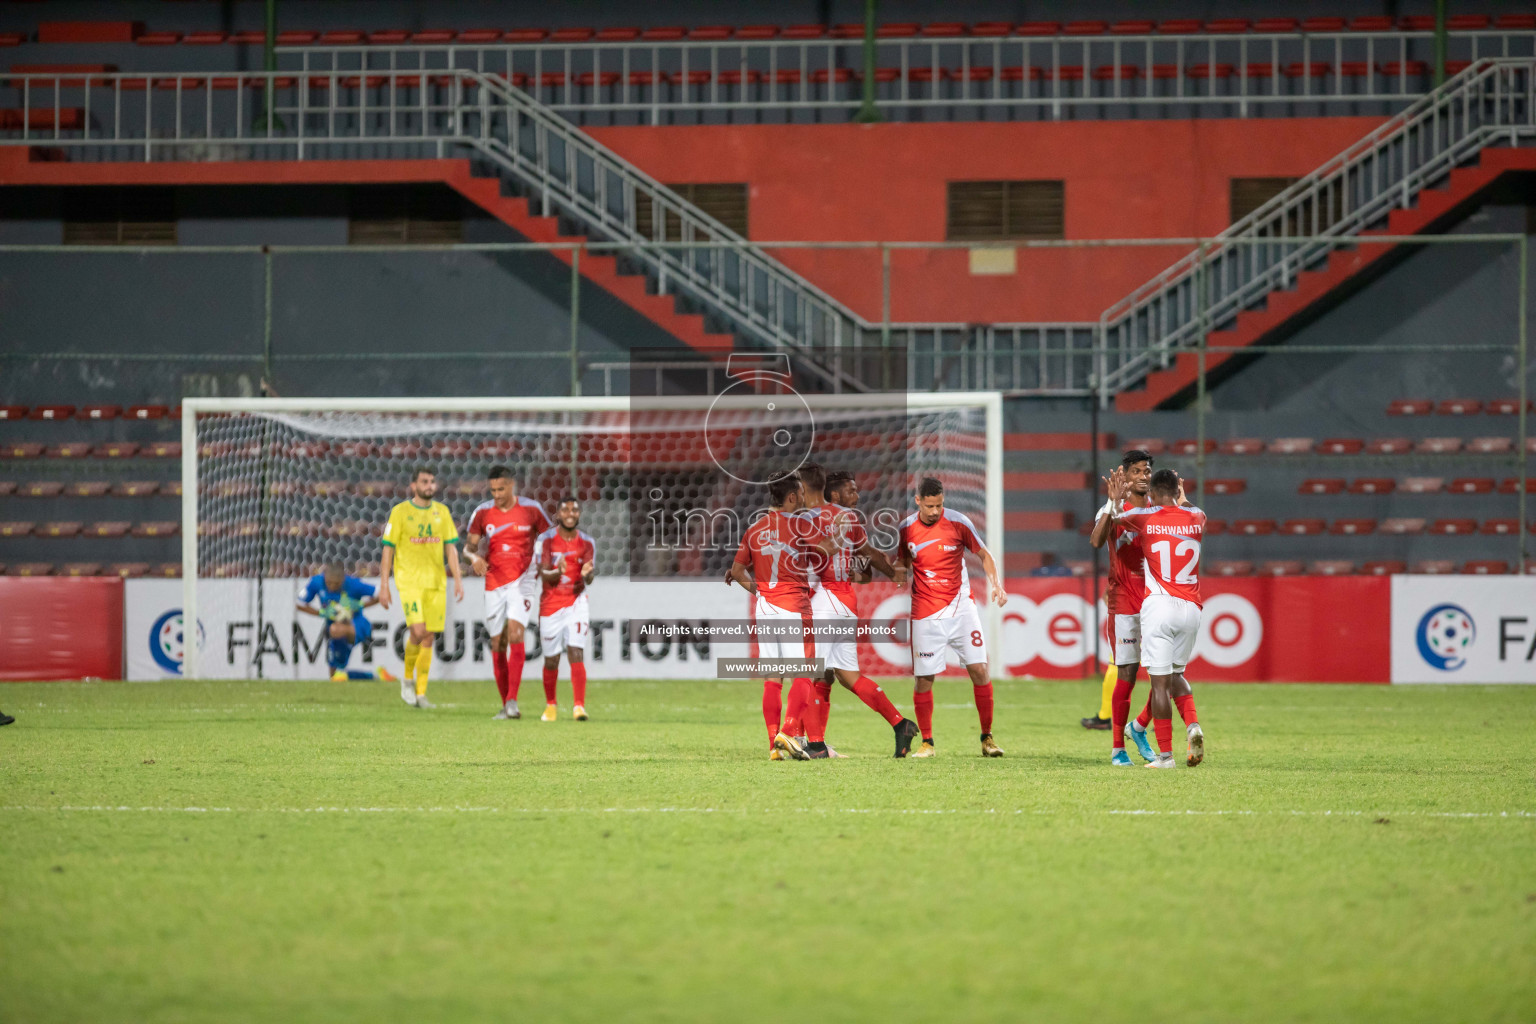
[1099,57,1536,400]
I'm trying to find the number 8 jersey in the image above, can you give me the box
[1116,504,1206,607]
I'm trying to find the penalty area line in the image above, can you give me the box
[0,806,1532,819]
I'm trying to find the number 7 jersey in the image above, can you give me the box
[1116,504,1206,606]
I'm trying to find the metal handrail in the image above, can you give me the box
[1098,57,1536,393]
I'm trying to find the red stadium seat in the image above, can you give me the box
[1204,520,1228,536]
[1415,437,1463,454]
[1158,20,1203,33]
[1350,16,1395,31]
[37,522,82,538]
[549,28,596,42]
[1310,560,1356,576]
[111,481,159,497]
[1301,18,1347,32]
[1379,61,1430,78]
[1232,519,1276,536]
[1063,21,1108,35]
[163,481,182,497]
[1401,477,1443,493]
[1217,438,1264,455]
[1016,23,1061,36]
[1316,438,1364,455]
[1211,560,1253,577]
[970,22,1015,37]
[1285,62,1331,78]
[1299,479,1345,495]
[65,482,111,497]
[1380,517,1427,535]
[1188,63,1236,79]
[126,404,169,420]
[0,483,13,496]
[132,521,180,538]
[1447,478,1495,494]
[1485,399,1525,414]
[1349,478,1395,494]
[1253,18,1300,32]
[46,443,93,459]
[311,480,350,498]
[505,29,549,43]
[109,563,150,578]
[151,563,182,578]
[1467,437,1512,454]
[1367,438,1413,454]
[332,441,377,458]
[1362,560,1406,576]
[2,443,44,459]
[318,30,365,45]
[19,481,62,497]
[83,522,130,538]
[1463,560,1510,575]
[1170,439,1216,455]
[29,404,75,421]
[1280,519,1326,536]
[782,25,827,39]
[1437,399,1482,415]
[142,442,181,458]
[1259,560,1306,577]
[97,441,140,459]
[355,481,403,498]
[457,30,505,44]
[1121,439,1166,455]
[1496,15,1536,29]
[1205,479,1245,495]
[76,404,120,420]
[1267,438,1313,454]
[1110,21,1155,34]
[367,30,411,45]
[1481,519,1520,535]
[0,522,35,537]
[0,405,25,420]
[1428,518,1478,535]
[1206,19,1251,33]
[410,30,457,44]
[1387,399,1433,416]
[1499,478,1536,494]
[1330,518,1377,535]
[9,563,53,577]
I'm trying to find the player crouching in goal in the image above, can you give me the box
[466,467,552,720]
[1112,469,1206,768]
[295,562,397,683]
[899,478,1009,758]
[534,499,596,722]
[378,467,465,709]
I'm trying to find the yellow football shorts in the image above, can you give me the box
[399,586,447,633]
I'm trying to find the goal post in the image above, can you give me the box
[180,393,1004,681]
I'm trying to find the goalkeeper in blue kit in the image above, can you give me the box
[296,563,397,682]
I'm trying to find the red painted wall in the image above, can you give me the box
[589,118,1385,323]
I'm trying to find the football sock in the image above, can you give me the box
[403,641,420,683]
[1110,674,1135,752]
[783,677,812,737]
[1136,700,1152,729]
[973,683,995,735]
[414,646,433,697]
[542,664,558,705]
[1173,693,1199,726]
[1098,662,1117,720]
[807,681,833,743]
[506,645,525,701]
[762,680,783,745]
[851,675,904,727]
[913,689,935,740]
[571,662,587,706]
[1153,717,1173,755]
[491,647,509,702]
[327,639,349,673]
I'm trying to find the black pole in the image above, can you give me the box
[1433,0,1448,87]
[856,0,880,123]
[1088,391,1100,676]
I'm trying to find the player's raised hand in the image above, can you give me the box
[1176,475,1189,506]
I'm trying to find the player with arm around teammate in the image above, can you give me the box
[898,477,1009,759]
[465,466,551,720]
[1113,468,1207,768]
[534,498,596,722]
[377,467,465,709]
[295,562,397,682]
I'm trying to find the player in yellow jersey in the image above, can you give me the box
[378,467,465,709]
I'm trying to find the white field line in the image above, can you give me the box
[0,805,1531,819]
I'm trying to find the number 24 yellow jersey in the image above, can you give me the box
[382,499,458,592]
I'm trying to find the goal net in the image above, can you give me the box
[180,394,1002,680]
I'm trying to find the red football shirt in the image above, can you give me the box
[536,526,596,616]
[898,508,985,619]
[803,502,868,613]
[467,496,550,589]
[1105,501,1150,616]
[733,510,814,614]
[1117,504,1206,607]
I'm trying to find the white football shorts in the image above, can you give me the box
[1139,594,1201,676]
[538,594,590,658]
[753,594,814,661]
[911,598,987,677]
[810,587,858,673]
[484,573,539,636]
[1114,612,1142,667]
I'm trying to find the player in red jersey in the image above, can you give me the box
[465,466,551,720]
[897,477,1008,758]
[729,473,820,761]
[534,498,596,722]
[1089,450,1157,765]
[795,466,921,758]
[1114,469,1207,768]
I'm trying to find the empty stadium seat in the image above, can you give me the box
[1330,518,1377,535]
[1017,22,1061,36]
[1481,519,1521,535]
[1463,560,1510,575]
[29,404,74,420]
[37,522,82,538]
[970,22,1015,37]
[0,406,24,420]
[1232,519,1276,536]
[1387,399,1433,415]
[1205,479,1245,495]
[143,442,181,458]
[1280,519,1326,536]
[1497,15,1536,28]
[132,521,179,538]
[0,483,12,496]
[1428,518,1478,535]
[59,562,105,577]
[1267,438,1313,454]
[1437,399,1482,415]
[111,481,159,497]
[77,404,120,420]
[3,443,44,459]
[1378,61,1429,77]
[83,522,130,538]
[1447,478,1496,494]
[152,563,182,578]
[1380,517,1426,535]
[1310,560,1356,576]
[163,481,182,497]
[1210,560,1253,577]
[1467,437,1512,454]
[1367,438,1413,454]
[1361,560,1406,576]
[47,443,93,459]
[8,563,53,577]
[1316,438,1364,455]
[126,404,170,420]
[1401,477,1443,494]
[1498,478,1536,494]
[1158,19,1204,33]
[0,522,34,537]
[1416,437,1463,453]
[1217,438,1265,455]
[1259,560,1306,577]
[19,481,62,498]
[97,441,140,459]
[1205,19,1251,33]
[1121,439,1165,455]
[1169,439,1216,455]
[1063,21,1109,35]
[1349,478,1395,494]
[109,563,150,578]
[1110,20,1156,34]
[1486,398,1525,414]
[1253,18,1300,31]
[1299,479,1345,495]
[1204,520,1228,536]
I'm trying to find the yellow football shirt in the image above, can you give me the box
[381,499,458,592]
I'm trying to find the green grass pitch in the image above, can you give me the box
[2,677,1534,1023]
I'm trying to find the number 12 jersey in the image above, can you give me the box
[1116,504,1206,606]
